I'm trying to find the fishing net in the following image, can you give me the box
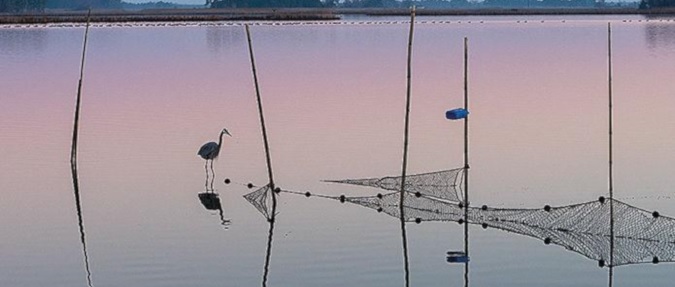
[325,168,464,202]
[243,184,273,220]
[242,166,675,267]
[344,192,675,267]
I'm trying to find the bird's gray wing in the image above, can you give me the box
[198,142,218,158]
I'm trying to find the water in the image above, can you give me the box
[2,14,675,287]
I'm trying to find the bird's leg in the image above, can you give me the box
[205,160,210,192]
[210,160,216,192]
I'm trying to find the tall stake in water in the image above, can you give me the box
[463,36,470,287]
[399,6,415,287]
[71,9,92,164]
[607,22,615,287]
[245,25,276,193]
[70,9,94,287]
[245,25,277,287]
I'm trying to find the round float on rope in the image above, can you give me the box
[224,178,231,184]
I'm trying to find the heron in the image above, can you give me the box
[198,128,231,191]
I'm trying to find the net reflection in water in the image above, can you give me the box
[242,167,675,267]
[345,192,675,267]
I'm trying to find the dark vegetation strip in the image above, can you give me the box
[354,7,675,16]
[3,7,675,24]
[0,8,339,24]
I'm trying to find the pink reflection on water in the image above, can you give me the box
[1,19,675,286]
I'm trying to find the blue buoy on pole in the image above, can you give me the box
[446,108,469,120]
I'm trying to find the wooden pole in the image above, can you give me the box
[70,9,93,287]
[245,25,276,191]
[70,9,91,165]
[245,24,277,287]
[399,6,415,287]
[463,36,470,287]
[607,22,614,287]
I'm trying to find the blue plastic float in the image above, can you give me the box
[446,108,469,120]
[446,251,469,263]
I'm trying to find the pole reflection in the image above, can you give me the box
[70,162,94,287]
[262,190,277,287]
[243,185,277,287]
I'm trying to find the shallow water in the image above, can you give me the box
[2,14,675,287]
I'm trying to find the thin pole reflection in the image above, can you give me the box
[71,162,94,287]
[608,266,613,287]
[243,185,277,287]
[262,190,276,287]
[463,226,469,287]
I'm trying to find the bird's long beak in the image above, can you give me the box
[223,129,232,137]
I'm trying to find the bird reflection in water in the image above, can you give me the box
[198,192,231,229]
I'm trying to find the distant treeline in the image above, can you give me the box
[121,1,201,9]
[640,0,675,8]
[1,0,121,12]
[207,0,323,8]
[2,0,672,13]
[483,0,597,8]
[206,0,640,8]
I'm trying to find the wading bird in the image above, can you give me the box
[198,128,231,190]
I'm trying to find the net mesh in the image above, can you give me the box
[344,192,675,267]
[243,184,273,220]
[243,168,675,267]
[325,168,464,202]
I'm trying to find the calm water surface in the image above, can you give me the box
[1,14,675,287]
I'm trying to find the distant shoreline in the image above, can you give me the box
[350,7,675,16]
[0,8,339,24]
[1,7,675,24]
